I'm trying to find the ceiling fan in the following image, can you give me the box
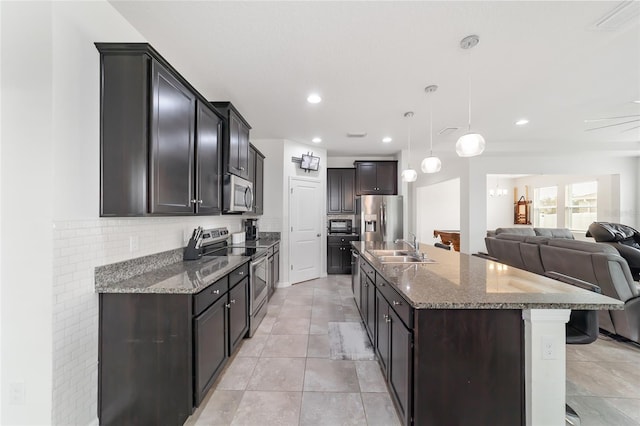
[584,114,640,133]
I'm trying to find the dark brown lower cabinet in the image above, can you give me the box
[99,262,250,426]
[356,256,524,426]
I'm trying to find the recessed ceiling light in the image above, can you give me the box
[312,137,322,143]
[515,119,529,126]
[382,137,392,143]
[307,93,322,104]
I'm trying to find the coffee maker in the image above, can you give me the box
[244,219,259,241]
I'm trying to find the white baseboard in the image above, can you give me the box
[87,417,99,426]
[276,281,291,288]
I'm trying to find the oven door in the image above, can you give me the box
[250,255,268,315]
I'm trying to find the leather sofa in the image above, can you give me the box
[485,234,640,343]
[587,222,640,281]
[486,227,575,239]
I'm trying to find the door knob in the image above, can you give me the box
[317,233,321,237]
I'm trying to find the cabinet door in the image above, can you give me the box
[366,276,376,343]
[195,101,222,215]
[254,152,264,214]
[341,169,356,213]
[227,113,241,176]
[340,244,353,274]
[248,145,256,195]
[359,270,368,325]
[376,162,398,195]
[327,244,343,274]
[389,308,412,424]
[327,169,343,213]
[375,291,390,376]
[194,296,227,405]
[356,162,378,195]
[273,250,280,288]
[228,278,249,354]
[238,121,250,179]
[150,60,196,214]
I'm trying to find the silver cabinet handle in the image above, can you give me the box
[238,271,244,275]
[212,289,220,295]
[240,166,245,171]
[198,200,203,204]
[392,300,401,306]
[317,234,321,237]
[190,199,198,204]
[226,303,231,308]
[384,314,391,323]
[230,299,236,304]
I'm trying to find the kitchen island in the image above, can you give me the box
[351,241,622,426]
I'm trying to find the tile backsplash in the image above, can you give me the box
[52,216,242,426]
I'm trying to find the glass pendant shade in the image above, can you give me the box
[456,133,485,157]
[402,168,418,182]
[421,156,442,174]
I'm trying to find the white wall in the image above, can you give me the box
[415,178,460,245]
[411,153,639,254]
[486,176,515,230]
[1,2,247,425]
[1,3,54,424]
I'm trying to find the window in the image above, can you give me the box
[565,181,597,231]
[533,186,557,227]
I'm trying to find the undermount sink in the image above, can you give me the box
[377,255,437,264]
[367,249,412,256]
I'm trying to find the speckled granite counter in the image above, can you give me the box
[352,241,622,310]
[241,238,280,248]
[95,255,250,294]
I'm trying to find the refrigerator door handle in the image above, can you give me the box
[380,202,387,238]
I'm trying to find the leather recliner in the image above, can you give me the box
[587,222,640,281]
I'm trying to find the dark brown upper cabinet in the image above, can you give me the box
[327,168,356,214]
[96,43,223,216]
[354,161,398,195]
[211,102,251,180]
[248,144,265,215]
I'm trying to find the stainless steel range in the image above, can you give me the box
[197,227,269,336]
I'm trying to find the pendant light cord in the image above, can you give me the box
[429,99,433,156]
[467,50,472,133]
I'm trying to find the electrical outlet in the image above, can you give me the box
[542,335,558,360]
[9,381,25,405]
[129,236,139,252]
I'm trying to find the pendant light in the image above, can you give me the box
[456,34,485,157]
[401,111,418,182]
[421,85,442,174]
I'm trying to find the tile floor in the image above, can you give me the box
[185,274,401,426]
[185,274,640,426]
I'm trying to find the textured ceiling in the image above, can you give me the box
[110,1,640,158]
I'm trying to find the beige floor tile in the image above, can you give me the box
[361,392,401,426]
[231,391,302,426]
[186,390,243,426]
[304,358,360,392]
[566,396,640,426]
[278,305,313,319]
[261,334,309,358]
[307,334,330,358]
[216,357,259,391]
[300,392,367,426]
[236,335,267,357]
[246,357,306,391]
[271,317,311,335]
[254,314,276,335]
[606,397,640,423]
[355,361,387,392]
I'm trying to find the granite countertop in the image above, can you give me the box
[95,255,250,294]
[242,238,280,248]
[352,241,623,310]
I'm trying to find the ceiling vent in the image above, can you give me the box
[346,132,367,138]
[590,1,640,30]
[438,127,459,136]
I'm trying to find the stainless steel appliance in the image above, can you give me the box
[329,218,353,234]
[223,174,253,213]
[356,195,403,242]
[198,227,268,337]
[351,249,361,312]
[244,218,259,241]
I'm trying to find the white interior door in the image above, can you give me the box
[289,177,322,284]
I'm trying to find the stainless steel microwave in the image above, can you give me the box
[223,174,253,212]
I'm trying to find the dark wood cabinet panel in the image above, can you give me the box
[389,307,412,425]
[195,101,222,215]
[212,102,251,180]
[271,247,280,297]
[375,290,390,375]
[354,161,398,195]
[248,144,265,215]
[194,295,227,405]
[327,168,356,214]
[97,43,223,217]
[327,245,344,274]
[327,235,358,274]
[366,275,376,344]
[228,278,249,354]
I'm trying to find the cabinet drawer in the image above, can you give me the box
[273,242,280,254]
[229,262,249,287]
[267,246,275,257]
[376,273,412,329]
[361,260,375,282]
[328,235,359,245]
[194,276,229,316]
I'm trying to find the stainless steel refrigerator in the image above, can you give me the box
[355,195,403,242]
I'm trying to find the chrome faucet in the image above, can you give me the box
[395,233,422,258]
